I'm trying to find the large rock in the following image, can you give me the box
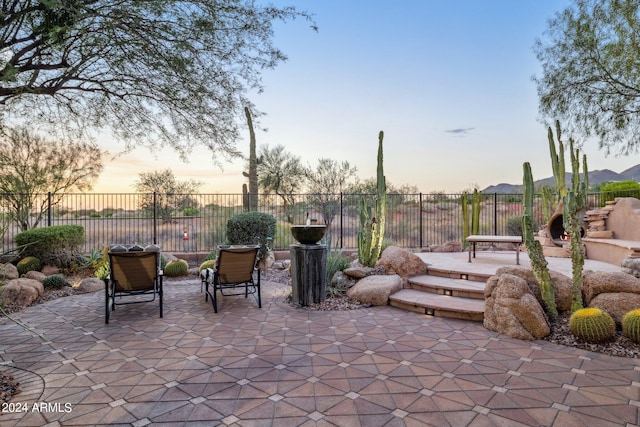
[582,270,640,306]
[430,241,463,253]
[0,278,44,307]
[346,274,402,306]
[484,273,550,340]
[375,246,427,284]
[24,271,46,282]
[343,266,374,279]
[0,263,19,280]
[77,277,104,293]
[589,292,640,325]
[495,266,572,312]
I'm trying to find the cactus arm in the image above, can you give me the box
[523,162,557,318]
[472,189,481,235]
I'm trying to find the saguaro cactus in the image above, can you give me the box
[549,121,587,312]
[358,131,387,267]
[461,189,481,248]
[242,107,259,211]
[522,162,557,317]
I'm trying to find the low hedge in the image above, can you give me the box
[15,225,85,266]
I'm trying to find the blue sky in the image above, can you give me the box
[94,0,639,194]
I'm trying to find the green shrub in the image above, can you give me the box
[505,216,523,237]
[622,309,640,344]
[183,207,200,217]
[42,275,70,289]
[569,308,616,343]
[600,180,640,205]
[226,212,276,260]
[15,225,85,267]
[164,259,189,277]
[16,256,41,275]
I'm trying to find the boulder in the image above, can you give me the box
[0,278,44,307]
[430,241,463,253]
[495,266,572,312]
[484,273,550,340]
[375,246,427,283]
[24,271,46,282]
[0,263,19,280]
[77,277,104,293]
[343,266,374,279]
[588,292,640,325]
[582,270,640,306]
[622,258,640,278]
[41,265,60,276]
[346,274,402,306]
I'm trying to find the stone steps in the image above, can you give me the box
[389,271,487,322]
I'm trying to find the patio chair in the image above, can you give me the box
[203,245,261,313]
[104,244,163,324]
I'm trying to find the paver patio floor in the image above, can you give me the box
[1,254,640,426]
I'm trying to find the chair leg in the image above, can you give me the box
[212,281,218,313]
[257,269,261,309]
[104,279,110,324]
[158,276,163,318]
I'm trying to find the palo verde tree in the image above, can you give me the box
[134,169,203,224]
[257,144,307,224]
[0,1,314,160]
[534,0,640,155]
[0,127,103,231]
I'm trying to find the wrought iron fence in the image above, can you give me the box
[0,190,632,255]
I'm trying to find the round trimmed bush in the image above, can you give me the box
[17,256,41,275]
[569,308,616,343]
[164,259,189,277]
[42,275,71,289]
[623,309,640,344]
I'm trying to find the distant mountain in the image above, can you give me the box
[481,166,639,193]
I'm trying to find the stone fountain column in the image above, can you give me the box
[290,243,327,306]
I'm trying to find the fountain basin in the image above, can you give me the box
[291,225,327,245]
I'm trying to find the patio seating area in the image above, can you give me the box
[1,253,640,426]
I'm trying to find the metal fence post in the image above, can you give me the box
[153,192,157,244]
[494,192,498,235]
[47,192,52,227]
[419,192,423,248]
[339,192,344,248]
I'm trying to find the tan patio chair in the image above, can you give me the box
[104,244,163,324]
[203,245,261,313]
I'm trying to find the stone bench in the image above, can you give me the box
[466,235,522,265]
[583,238,640,266]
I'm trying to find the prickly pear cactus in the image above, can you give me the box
[569,308,615,344]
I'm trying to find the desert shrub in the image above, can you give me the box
[42,275,70,289]
[600,181,640,205]
[505,216,523,237]
[569,308,616,343]
[16,256,41,275]
[164,259,189,277]
[15,225,85,268]
[226,212,276,260]
[183,207,200,217]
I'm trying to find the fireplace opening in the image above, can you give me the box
[548,214,585,246]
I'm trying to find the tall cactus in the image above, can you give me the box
[472,188,481,235]
[461,192,470,248]
[358,131,387,267]
[242,107,259,211]
[522,162,557,317]
[549,121,587,312]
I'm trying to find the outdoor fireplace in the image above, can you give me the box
[547,212,585,246]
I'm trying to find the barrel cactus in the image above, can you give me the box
[164,259,189,277]
[199,259,216,272]
[42,275,71,289]
[17,256,41,275]
[569,308,616,343]
[622,309,640,344]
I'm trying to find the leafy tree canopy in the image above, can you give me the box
[0,1,314,161]
[534,0,640,155]
[134,169,202,223]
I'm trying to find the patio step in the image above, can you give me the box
[389,270,487,322]
[407,275,485,300]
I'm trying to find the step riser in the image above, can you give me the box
[390,300,484,322]
[406,282,484,300]
[426,267,491,282]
